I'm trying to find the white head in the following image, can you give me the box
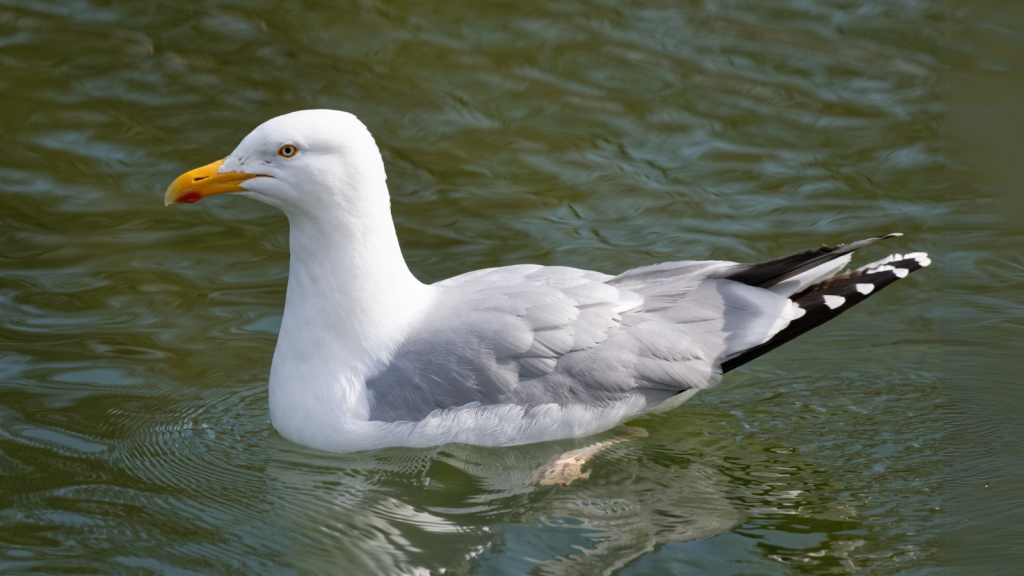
[166,111,435,449]
[165,109,390,222]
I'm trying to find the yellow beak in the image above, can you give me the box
[164,158,265,206]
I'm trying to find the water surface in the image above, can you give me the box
[0,0,1017,574]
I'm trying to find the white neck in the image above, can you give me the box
[267,177,435,448]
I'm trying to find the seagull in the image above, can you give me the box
[165,109,930,456]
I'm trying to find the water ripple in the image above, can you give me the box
[0,0,959,573]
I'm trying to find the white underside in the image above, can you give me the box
[279,395,654,452]
[278,388,713,453]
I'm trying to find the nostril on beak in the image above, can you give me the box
[193,175,209,182]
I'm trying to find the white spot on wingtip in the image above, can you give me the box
[823,295,845,309]
[894,267,909,278]
[856,283,874,295]
[906,252,932,267]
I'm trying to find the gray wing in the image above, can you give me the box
[365,262,800,423]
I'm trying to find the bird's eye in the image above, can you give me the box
[278,144,298,158]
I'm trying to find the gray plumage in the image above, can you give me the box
[366,261,794,422]
[366,234,929,424]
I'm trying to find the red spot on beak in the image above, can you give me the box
[179,191,202,204]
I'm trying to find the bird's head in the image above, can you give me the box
[165,109,388,217]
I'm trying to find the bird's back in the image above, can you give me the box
[364,260,798,423]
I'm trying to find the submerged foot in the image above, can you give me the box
[530,426,648,487]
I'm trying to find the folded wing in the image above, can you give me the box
[365,236,928,423]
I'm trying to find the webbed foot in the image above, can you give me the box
[530,426,648,487]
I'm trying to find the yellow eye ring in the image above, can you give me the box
[278,144,298,158]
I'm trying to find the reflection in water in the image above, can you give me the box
[267,435,742,574]
[262,424,886,574]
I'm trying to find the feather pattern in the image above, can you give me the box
[367,238,929,426]
[365,262,772,422]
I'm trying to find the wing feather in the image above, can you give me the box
[367,256,826,422]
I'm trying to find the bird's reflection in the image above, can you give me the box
[264,430,742,574]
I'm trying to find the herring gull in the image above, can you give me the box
[164,109,930,454]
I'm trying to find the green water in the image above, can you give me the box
[1,0,1020,574]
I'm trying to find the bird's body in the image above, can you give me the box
[166,110,929,453]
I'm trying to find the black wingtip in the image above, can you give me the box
[720,233,903,290]
[721,251,929,373]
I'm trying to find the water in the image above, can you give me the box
[0,0,1019,573]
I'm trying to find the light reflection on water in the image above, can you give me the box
[2,0,1012,573]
